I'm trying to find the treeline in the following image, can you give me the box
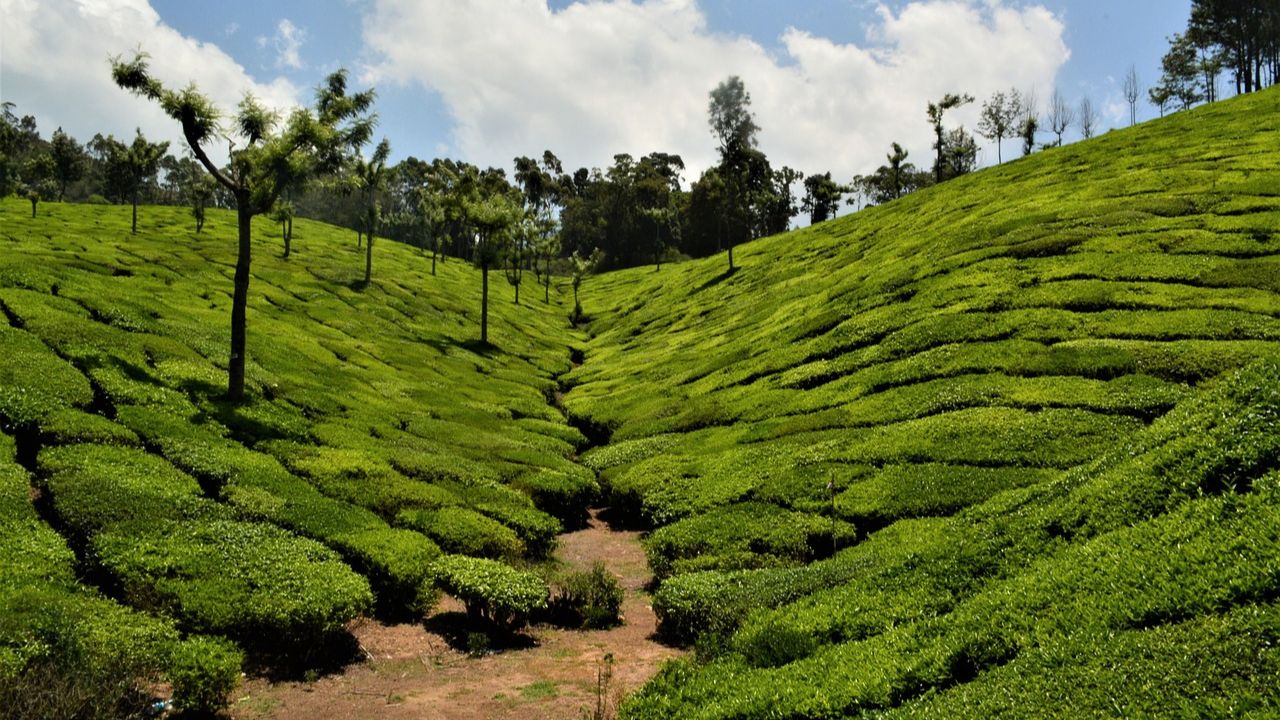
[4,3,1274,274]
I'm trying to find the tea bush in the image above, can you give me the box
[430,555,548,632]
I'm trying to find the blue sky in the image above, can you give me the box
[5,1,1194,184]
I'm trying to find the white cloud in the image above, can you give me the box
[360,0,1070,182]
[271,18,306,71]
[0,0,299,163]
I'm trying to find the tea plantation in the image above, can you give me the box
[561,87,1280,717]
[1,86,1278,717]
[0,191,592,711]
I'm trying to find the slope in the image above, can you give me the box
[561,88,1280,717]
[0,196,590,706]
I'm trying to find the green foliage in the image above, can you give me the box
[95,518,372,642]
[168,635,242,714]
[644,502,856,579]
[430,555,548,632]
[0,325,93,426]
[397,505,525,560]
[550,561,624,629]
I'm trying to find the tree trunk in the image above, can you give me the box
[131,190,138,233]
[431,247,437,276]
[365,228,374,284]
[728,244,735,272]
[481,264,489,344]
[544,274,549,303]
[29,198,37,218]
[514,281,520,305]
[283,222,292,259]
[357,231,363,248]
[228,202,252,402]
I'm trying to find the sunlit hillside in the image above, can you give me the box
[561,87,1280,717]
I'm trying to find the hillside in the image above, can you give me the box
[1,86,1279,719]
[561,88,1280,717]
[0,196,592,711]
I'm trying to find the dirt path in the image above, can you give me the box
[230,510,680,720]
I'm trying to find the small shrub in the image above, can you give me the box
[552,562,624,629]
[168,635,242,714]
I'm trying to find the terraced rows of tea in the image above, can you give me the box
[561,88,1280,716]
[0,198,590,710]
[3,88,1280,718]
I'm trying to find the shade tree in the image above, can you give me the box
[1123,66,1142,126]
[466,191,522,343]
[353,138,392,284]
[801,172,845,225]
[926,93,973,183]
[49,127,86,201]
[113,53,378,402]
[1078,96,1099,139]
[569,248,605,322]
[977,89,1023,164]
[1047,89,1076,147]
[707,76,761,272]
[20,150,56,217]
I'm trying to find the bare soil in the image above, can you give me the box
[229,510,681,720]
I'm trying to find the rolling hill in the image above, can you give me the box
[561,87,1280,717]
[1,87,1278,718]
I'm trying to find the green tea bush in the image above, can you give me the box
[0,587,184,720]
[37,444,228,542]
[397,506,524,560]
[0,325,93,425]
[430,555,548,632]
[511,468,599,526]
[643,502,857,579]
[37,409,140,448]
[95,518,372,643]
[471,500,561,558]
[168,635,242,714]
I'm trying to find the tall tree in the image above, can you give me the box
[466,192,521,344]
[505,213,533,305]
[270,199,296,257]
[801,172,844,225]
[1047,89,1076,147]
[1078,96,1099,139]
[113,54,377,402]
[926,93,973,183]
[49,127,85,201]
[708,76,760,273]
[103,129,168,233]
[1155,32,1206,111]
[1123,66,1142,126]
[977,89,1022,164]
[941,127,978,178]
[569,248,604,322]
[1020,89,1040,156]
[20,151,55,217]
[1188,0,1276,95]
[354,138,391,284]
[886,143,910,201]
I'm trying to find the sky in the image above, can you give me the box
[1,0,1193,188]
